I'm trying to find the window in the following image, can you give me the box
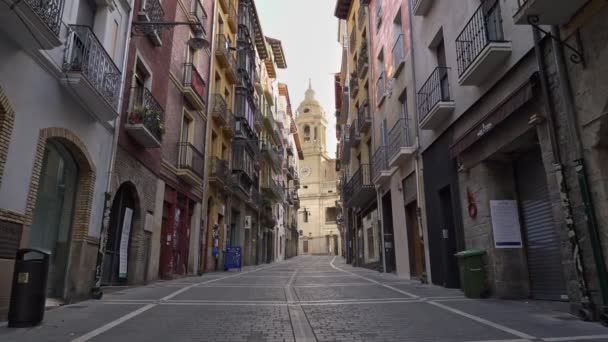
[314,127,318,141]
[110,20,119,60]
[181,113,193,143]
[303,125,311,142]
[303,240,308,253]
[131,60,151,109]
[303,209,309,222]
[325,207,337,223]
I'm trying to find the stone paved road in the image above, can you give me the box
[1,256,607,342]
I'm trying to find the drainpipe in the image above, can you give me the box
[200,0,219,274]
[549,26,608,321]
[406,0,429,282]
[91,4,135,299]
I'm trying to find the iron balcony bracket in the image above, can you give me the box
[527,15,585,67]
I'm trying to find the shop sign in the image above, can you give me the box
[490,200,523,248]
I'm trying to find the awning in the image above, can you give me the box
[266,37,287,69]
[449,73,539,158]
[334,0,353,19]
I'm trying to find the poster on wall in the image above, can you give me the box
[118,207,134,279]
[490,200,523,248]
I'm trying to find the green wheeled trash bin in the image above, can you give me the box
[455,249,488,298]
[8,248,51,328]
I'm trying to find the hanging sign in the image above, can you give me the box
[490,200,523,248]
[119,208,134,278]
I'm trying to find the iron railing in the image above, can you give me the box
[189,0,208,35]
[376,71,385,103]
[358,42,369,78]
[417,66,452,123]
[350,71,359,97]
[211,93,228,122]
[184,63,207,105]
[352,164,373,195]
[357,103,371,133]
[358,5,366,30]
[64,25,121,109]
[349,26,357,53]
[210,157,231,185]
[24,0,64,35]
[129,87,164,141]
[392,34,405,69]
[225,109,235,134]
[350,119,360,145]
[261,140,281,168]
[371,146,388,180]
[263,177,283,199]
[141,0,164,21]
[216,34,236,65]
[455,0,506,77]
[177,142,204,178]
[388,118,412,160]
[232,142,256,181]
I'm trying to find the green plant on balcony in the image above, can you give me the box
[129,105,165,136]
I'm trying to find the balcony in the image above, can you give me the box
[456,1,511,86]
[513,0,588,25]
[183,63,207,111]
[392,34,406,78]
[413,0,434,16]
[226,0,238,32]
[262,177,283,201]
[350,119,361,147]
[372,146,392,185]
[287,165,296,180]
[348,164,375,208]
[349,27,357,54]
[177,142,204,186]
[188,0,208,33]
[125,87,164,148]
[62,25,121,122]
[357,102,371,134]
[215,34,238,83]
[138,0,164,46]
[350,71,359,98]
[211,93,228,125]
[224,109,235,137]
[376,72,386,106]
[250,188,262,210]
[417,67,455,130]
[358,45,369,79]
[261,140,281,171]
[254,109,263,132]
[358,5,366,31]
[0,0,64,50]
[232,143,256,182]
[209,157,232,190]
[388,118,415,168]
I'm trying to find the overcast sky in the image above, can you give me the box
[257,0,341,158]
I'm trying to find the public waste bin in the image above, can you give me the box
[8,248,51,328]
[455,249,487,298]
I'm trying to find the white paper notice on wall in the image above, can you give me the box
[119,207,134,278]
[490,200,523,248]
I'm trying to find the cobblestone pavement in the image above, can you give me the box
[1,256,607,342]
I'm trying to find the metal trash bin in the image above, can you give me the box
[8,248,51,328]
[455,249,488,298]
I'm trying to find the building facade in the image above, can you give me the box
[296,85,341,256]
[0,0,132,314]
[336,0,608,320]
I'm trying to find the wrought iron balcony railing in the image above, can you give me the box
[350,119,360,146]
[262,177,283,200]
[351,164,373,195]
[392,34,405,71]
[261,140,281,168]
[210,157,231,186]
[24,0,64,36]
[184,63,207,106]
[376,71,385,104]
[455,0,506,77]
[189,0,208,35]
[215,34,237,70]
[211,93,228,123]
[357,43,369,78]
[128,86,164,142]
[371,146,389,180]
[64,25,121,109]
[417,66,452,123]
[349,26,357,53]
[177,142,204,178]
[358,5,366,30]
[140,0,164,44]
[350,71,359,98]
[388,118,412,160]
[357,103,371,134]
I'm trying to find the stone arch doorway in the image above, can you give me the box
[102,182,139,285]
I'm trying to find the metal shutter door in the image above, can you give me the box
[515,148,567,301]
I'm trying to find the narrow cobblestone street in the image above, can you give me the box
[0,256,607,342]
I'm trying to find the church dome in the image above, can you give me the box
[298,80,324,116]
